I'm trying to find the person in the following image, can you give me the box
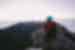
[44,16,57,37]
[44,16,57,50]
[44,16,56,32]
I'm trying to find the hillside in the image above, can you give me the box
[0,21,74,50]
[0,22,42,49]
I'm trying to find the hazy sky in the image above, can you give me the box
[0,0,74,22]
[0,0,74,31]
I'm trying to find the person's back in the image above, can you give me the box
[43,16,57,50]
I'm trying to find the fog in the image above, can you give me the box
[0,0,74,32]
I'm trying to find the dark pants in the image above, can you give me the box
[43,30,56,50]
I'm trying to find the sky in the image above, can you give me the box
[0,0,74,32]
[0,0,74,22]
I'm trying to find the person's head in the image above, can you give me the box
[47,16,53,21]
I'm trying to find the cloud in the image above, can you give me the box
[0,0,74,24]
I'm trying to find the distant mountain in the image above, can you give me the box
[0,22,41,32]
[0,22,42,42]
[0,22,42,49]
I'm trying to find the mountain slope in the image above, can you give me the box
[0,22,41,49]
